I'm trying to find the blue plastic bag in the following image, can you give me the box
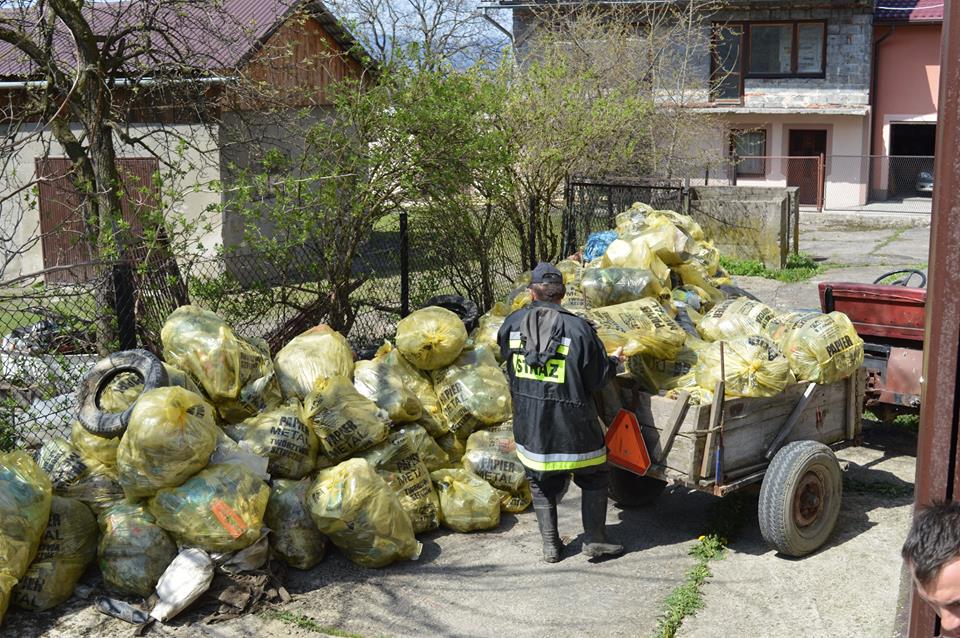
[583,231,618,263]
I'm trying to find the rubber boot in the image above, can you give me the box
[533,504,562,563]
[581,489,623,558]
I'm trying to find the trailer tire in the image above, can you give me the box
[758,440,842,557]
[77,349,169,438]
[609,467,666,508]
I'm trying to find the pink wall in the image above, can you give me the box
[872,24,942,155]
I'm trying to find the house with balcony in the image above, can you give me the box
[489,0,933,211]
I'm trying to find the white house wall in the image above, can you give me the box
[0,122,221,281]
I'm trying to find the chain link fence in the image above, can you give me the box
[0,208,530,452]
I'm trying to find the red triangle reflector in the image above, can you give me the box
[605,409,651,476]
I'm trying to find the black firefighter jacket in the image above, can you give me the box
[497,300,619,475]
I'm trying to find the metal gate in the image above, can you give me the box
[562,178,685,256]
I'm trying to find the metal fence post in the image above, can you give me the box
[528,196,537,270]
[817,153,826,212]
[112,262,137,350]
[399,210,410,318]
[563,176,573,257]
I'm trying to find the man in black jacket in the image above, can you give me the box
[497,262,624,562]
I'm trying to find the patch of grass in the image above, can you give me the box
[261,610,369,638]
[720,252,821,283]
[654,494,750,638]
[844,476,914,499]
[870,228,907,255]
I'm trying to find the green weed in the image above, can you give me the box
[261,609,370,638]
[654,494,749,638]
[843,477,914,499]
[720,252,821,283]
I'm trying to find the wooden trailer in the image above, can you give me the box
[605,370,866,557]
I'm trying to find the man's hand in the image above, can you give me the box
[612,346,626,362]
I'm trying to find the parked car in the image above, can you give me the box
[916,170,934,195]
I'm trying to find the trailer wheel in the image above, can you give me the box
[758,440,842,557]
[609,467,666,508]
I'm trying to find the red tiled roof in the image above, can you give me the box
[875,0,944,23]
[0,0,364,79]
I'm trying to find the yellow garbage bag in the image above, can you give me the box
[673,263,725,304]
[430,468,501,533]
[636,214,696,265]
[694,336,796,398]
[599,237,671,286]
[354,357,422,423]
[626,339,704,393]
[228,403,318,480]
[615,203,653,235]
[431,347,512,440]
[98,363,202,413]
[0,451,53,624]
[399,423,449,472]
[274,325,355,400]
[306,458,421,568]
[59,471,124,518]
[149,463,270,553]
[697,298,777,342]
[650,209,705,242]
[764,311,814,345]
[497,481,532,514]
[462,425,526,493]
[97,501,177,597]
[581,267,663,309]
[780,312,865,384]
[509,286,534,312]
[588,298,687,359]
[396,306,468,371]
[116,386,219,499]
[692,240,721,275]
[162,306,281,422]
[302,376,391,462]
[472,303,510,362]
[435,431,466,464]
[264,479,327,570]
[371,342,448,436]
[12,496,97,611]
[360,430,440,533]
[70,421,119,478]
[36,438,87,490]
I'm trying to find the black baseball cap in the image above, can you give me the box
[530,262,563,284]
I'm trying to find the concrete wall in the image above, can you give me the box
[687,185,799,268]
[0,123,221,281]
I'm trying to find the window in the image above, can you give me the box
[730,129,766,176]
[748,22,825,77]
[711,25,743,102]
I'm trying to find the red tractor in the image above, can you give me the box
[819,269,926,423]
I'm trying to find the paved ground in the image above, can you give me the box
[1,210,931,638]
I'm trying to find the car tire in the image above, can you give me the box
[77,349,169,438]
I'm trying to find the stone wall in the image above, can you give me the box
[511,1,873,110]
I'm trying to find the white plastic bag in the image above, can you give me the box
[150,548,215,623]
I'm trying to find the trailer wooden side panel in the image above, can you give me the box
[616,369,865,487]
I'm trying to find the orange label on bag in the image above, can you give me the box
[210,499,247,539]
